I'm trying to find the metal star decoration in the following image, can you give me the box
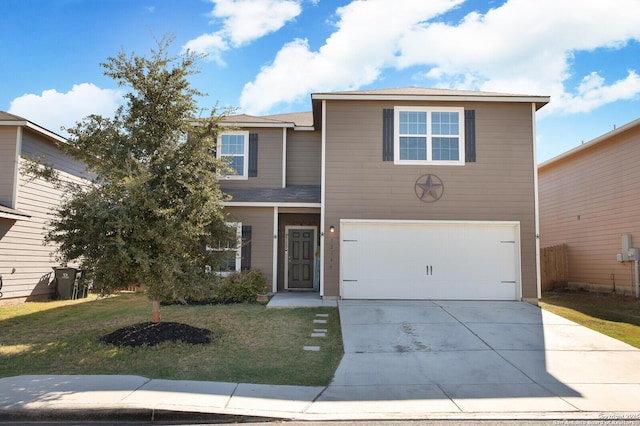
[415,174,444,203]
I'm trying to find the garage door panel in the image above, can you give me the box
[340,221,520,300]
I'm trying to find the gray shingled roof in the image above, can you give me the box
[311,86,549,111]
[261,112,313,127]
[222,112,313,127]
[223,185,320,203]
[313,86,539,98]
[0,111,27,121]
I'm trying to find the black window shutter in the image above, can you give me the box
[382,108,394,161]
[248,133,258,177]
[241,225,252,271]
[465,109,476,163]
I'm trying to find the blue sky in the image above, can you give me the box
[2,0,640,162]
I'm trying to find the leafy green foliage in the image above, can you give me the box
[42,36,237,306]
[212,270,267,304]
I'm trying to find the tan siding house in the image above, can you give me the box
[219,87,548,303]
[0,112,86,304]
[538,118,640,296]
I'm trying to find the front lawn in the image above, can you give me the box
[0,293,343,386]
[540,289,640,349]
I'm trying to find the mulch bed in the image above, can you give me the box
[100,322,212,347]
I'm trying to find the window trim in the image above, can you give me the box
[206,222,242,276]
[393,106,465,166]
[218,131,249,180]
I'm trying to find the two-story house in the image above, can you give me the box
[539,117,640,296]
[219,87,549,303]
[0,112,86,304]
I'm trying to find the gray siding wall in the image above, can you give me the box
[322,100,538,299]
[539,124,640,295]
[286,130,321,186]
[0,127,18,207]
[225,206,275,287]
[220,128,283,190]
[0,129,86,302]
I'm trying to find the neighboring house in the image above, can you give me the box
[0,112,86,304]
[220,87,549,303]
[538,117,640,296]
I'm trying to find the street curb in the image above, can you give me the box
[0,407,280,423]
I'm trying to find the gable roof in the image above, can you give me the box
[0,111,67,144]
[539,117,640,170]
[311,86,549,110]
[222,112,313,129]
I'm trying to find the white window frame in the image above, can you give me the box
[394,106,465,166]
[218,131,249,180]
[206,222,242,276]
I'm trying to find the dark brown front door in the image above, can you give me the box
[287,227,315,289]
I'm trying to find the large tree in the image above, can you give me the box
[44,37,235,322]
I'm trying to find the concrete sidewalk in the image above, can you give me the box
[2,373,639,422]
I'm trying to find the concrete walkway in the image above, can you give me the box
[1,298,639,422]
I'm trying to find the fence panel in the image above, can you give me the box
[540,244,568,291]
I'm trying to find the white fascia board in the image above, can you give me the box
[24,122,68,144]
[0,121,67,144]
[311,93,550,109]
[0,211,31,220]
[220,122,294,129]
[224,201,322,208]
[293,126,315,131]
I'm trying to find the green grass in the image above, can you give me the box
[0,293,344,386]
[540,289,640,349]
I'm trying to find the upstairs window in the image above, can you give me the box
[218,131,249,179]
[394,107,465,166]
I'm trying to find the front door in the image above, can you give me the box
[286,227,316,290]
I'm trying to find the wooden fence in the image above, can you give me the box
[540,244,569,291]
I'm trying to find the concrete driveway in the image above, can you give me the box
[309,300,640,416]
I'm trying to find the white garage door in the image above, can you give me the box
[340,221,520,300]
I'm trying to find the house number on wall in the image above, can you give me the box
[425,265,433,276]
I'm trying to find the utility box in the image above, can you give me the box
[621,234,633,261]
[617,234,633,262]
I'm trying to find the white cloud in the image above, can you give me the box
[8,83,121,137]
[562,71,640,114]
[240,0,640,115]
[183,33,229,65]
[240,0,463,113]
[395,0,640,115]
[214,0,302,46]
[182,0,302,62]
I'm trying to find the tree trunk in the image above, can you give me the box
[151,300,162,323]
